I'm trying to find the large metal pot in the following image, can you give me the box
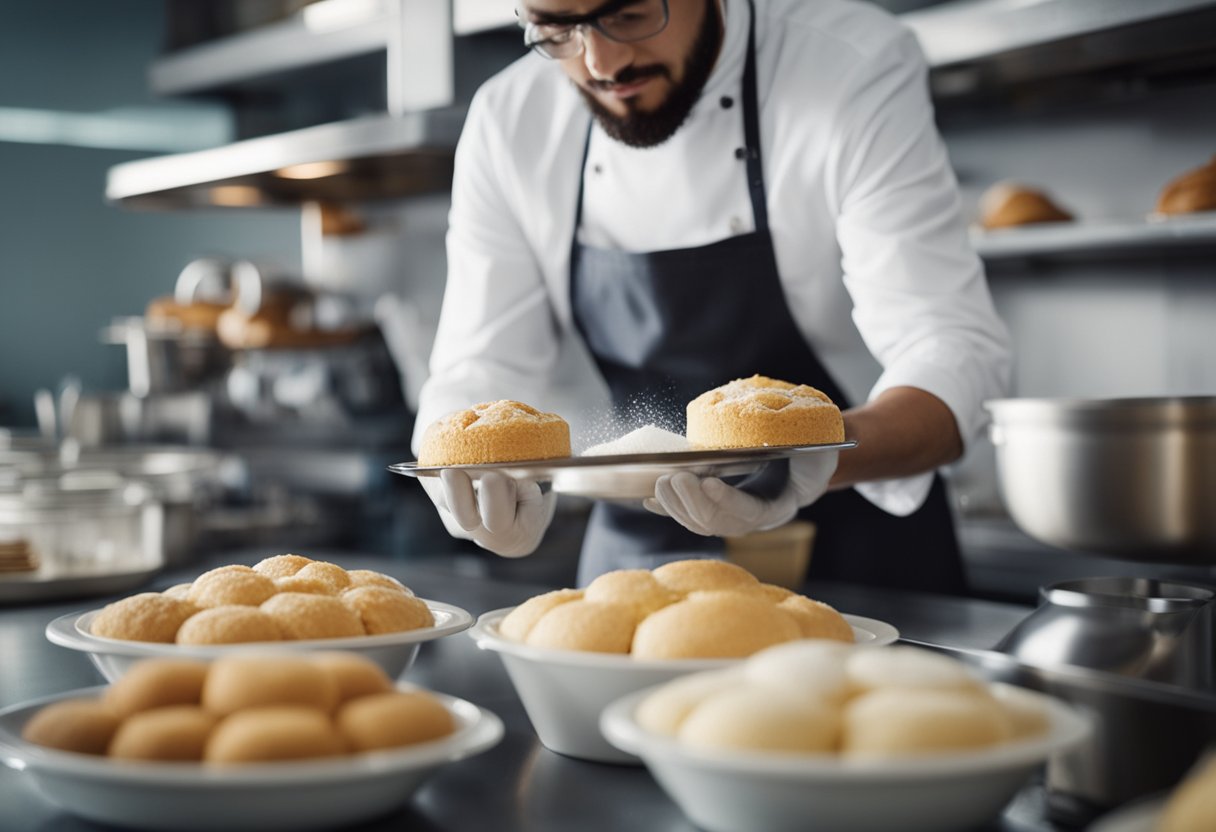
[985,397,1216,564]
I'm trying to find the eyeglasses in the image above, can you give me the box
[517,0,670,60]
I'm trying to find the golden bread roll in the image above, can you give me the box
[107,706,218,761]
[743,640,854,703]
[310,653,394,704]
[678,687,841,753]
[631,591,800,659]
[498,589,584,642]
[635,669,745,736]
[188,569,277,609]
[292,561,351,594]
[273,574,339,595]
[754,583,795,602]
[1158,753,1216,832]
[1156,155,1216,215]
[777,595,854,642]
[418,400,571,465]
[584,569,679,622]
[342,586,434,634]
[175,606,283,645]
[978,182,1074,229]
[91,593,199,643]
[145,297,228,331]
[686,375,844,449]
[103,658,209,717]
[346,569,412,595]
[204,707,346,764]
[162,583,193,601]
[843,688,1013,757]
[336,691,455,752]
[260,593,366,640]
[650,559,759,595]
[252,553,314,579]
[524,600,637,654]
[202,655,340,716]
[846,645,981,693]
[21,699,121,755]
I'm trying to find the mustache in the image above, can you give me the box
[586,64,668,91]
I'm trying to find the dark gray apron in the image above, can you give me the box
[570,0,965,594]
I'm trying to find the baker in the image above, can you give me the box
[410,0,1011,593]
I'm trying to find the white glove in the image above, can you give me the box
[643,451,838,537]
[421,470,556,557]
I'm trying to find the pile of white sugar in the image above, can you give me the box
[582,424,691,456]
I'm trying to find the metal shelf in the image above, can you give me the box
[972,213,1216,262]
[105,109,465,208]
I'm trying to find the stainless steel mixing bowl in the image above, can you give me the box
[985,397,1216,564]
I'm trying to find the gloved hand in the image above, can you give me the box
[643,451,838,537]
[421,470,556,557]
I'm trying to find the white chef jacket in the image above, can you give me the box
[412,0,1012,516]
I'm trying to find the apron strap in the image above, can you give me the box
[740,0,768,234]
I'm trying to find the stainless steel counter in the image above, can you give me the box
[0,551,1068,832]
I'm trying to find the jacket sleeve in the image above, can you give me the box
[411,85,563,453]
[827,28,1013,514]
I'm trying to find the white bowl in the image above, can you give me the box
[46,599,474,682]
[600,682,1091,832]
[0,684,502,832]
[469,607,898,763]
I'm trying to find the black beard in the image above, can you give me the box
[577,0,723,149]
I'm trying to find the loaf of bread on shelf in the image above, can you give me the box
[1156,155,1216,216]
[978,182,1074,230]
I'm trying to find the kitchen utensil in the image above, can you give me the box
[985,396,1216,563]
[468,607,896,763]
[599,682,1089,832]
[996,577,1215,690]
[46,599,473,682]
[102,317,230,397]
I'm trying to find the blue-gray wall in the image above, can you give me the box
[0,1,301,426]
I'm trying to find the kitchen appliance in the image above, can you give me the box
[983,396,1216,820]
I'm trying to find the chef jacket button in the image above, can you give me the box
[734,147,746,160]
[720,96,734,109]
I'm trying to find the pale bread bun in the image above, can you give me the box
[292,561,351,594]
[273,574,339,595]
[21,700,121,755]
[995,685,1051,740]
[743,641,854,703]
[978,182,1074,229]
[847,645,981,693]
[310,653,394,704]
[1156,155,1216,215]
[1158,753,1216,832]
[162,583,193,601]
[524,600,636,654]
[204,707,346,764]
[584,569,679,622]
[631,591,800,659]
[260,593,366,640]
[635,669,745,736]
[686,375,844,449]
[341,586,434,634]
[417,400,571,465]
[842,688,1013,757]
[678,686,841,753]
[202,655,340,716]
[107,706,217,761]
[650,559,759,595]
[188,569,277,609]
[252,553,313,579]
[336,691,455,751]
[91,593,198,643]
[346,569,412,595]
[146,297,227,331]
[103,658,209,716]
[176,606,283,645]
[777,596,854,642]
[754,583,795,602]
[498,589,584,641]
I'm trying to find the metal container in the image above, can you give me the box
[985,397,1216,563]
[102,317,231,398]
[996,577,1214,690]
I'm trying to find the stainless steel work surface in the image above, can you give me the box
[0,550,1066,832]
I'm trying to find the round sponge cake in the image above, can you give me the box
[417,400,571,465]
[686,375,844,449]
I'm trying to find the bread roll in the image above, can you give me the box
[342,587,434,634]
[108,706,218,761]
[103,658,209,716]
[498,589,584,642]
[847,646,981,693]
[202,655,340,715]
[631,591,800,659]
[524,600,636,653]
[260,593,366,640]
[1158,753,1216,832]
[635,669,745,736]
[418,400,571,465]
[21,699,121,755]
[686,375,844,449]
[252,553,314,579]
[346,570,412,595]
[777,595,854,642]
[204,707,346,764]
[188,569,277,609]
[336,691,455,751]
[650,559,759,595]
[310,653,394,704]
[91,593,198,643]
[743,640,853,702]
[292,561,351,594]
[1156,155,1216,216]
[176,606,283,645]
[584,569,679,622]
[678,686,840,753]
[843,688,1013,757]
[978,182,1074,229]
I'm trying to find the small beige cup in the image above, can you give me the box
[725,520,816,589]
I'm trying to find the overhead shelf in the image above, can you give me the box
[105,109,464,208]
[972,213,1216,262]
